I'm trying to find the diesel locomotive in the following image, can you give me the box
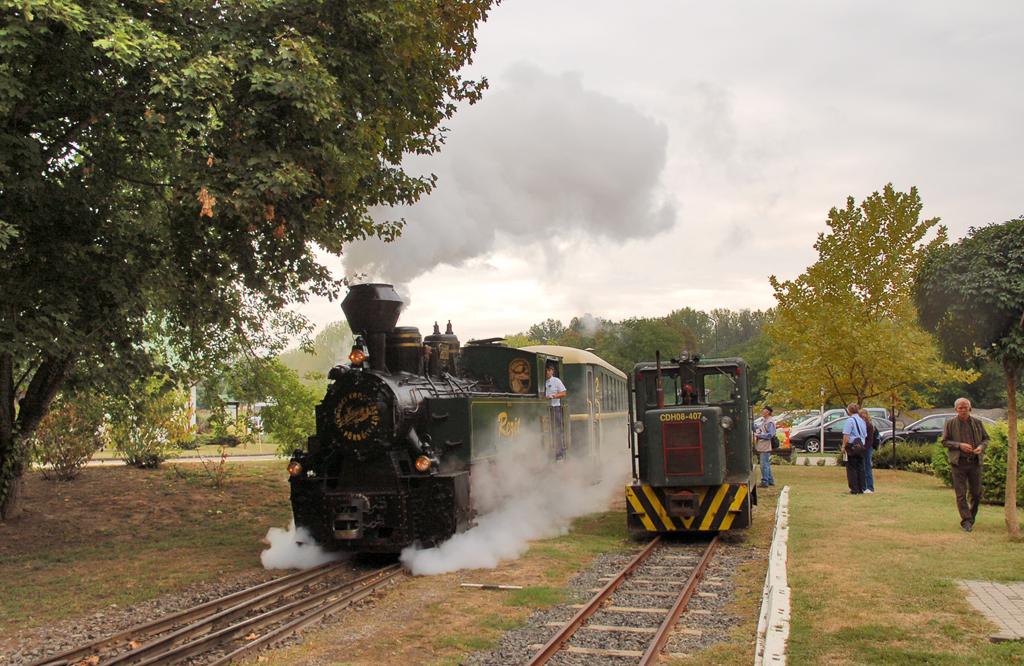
[287,283,628,554]
[626,351,754,534]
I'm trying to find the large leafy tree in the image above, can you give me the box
[916,217,1024,538]
[766,184,973,410]
[0,0,494,518]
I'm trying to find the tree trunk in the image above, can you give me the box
[0,352,21,520]
[1005,361,1021,539]
[0,352,75,520]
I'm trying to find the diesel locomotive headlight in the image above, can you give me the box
[632,421,645,434]
[719,416,733,430]
[287,461,303,476]
[415,456,432,472]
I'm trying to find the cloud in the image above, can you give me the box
[343,64,677,284]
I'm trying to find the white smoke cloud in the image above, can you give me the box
[343,64,676,284]
[261,520,347,570]
[401,436,631,576]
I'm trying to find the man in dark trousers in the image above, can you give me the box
[941,398,990,532]
[545,364,567,460]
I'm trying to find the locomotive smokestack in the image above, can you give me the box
[342,284,404,371]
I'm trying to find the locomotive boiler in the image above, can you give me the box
[288,283,582,554]
[626,351,754,533]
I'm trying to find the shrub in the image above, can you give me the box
[931,421,1024,506]
[874,442,937,470]
[932,442,952,485]
[29,394,105,480]
[906,461,934,475]
[206,412,255,448]
[105,377,192,468]
[212,434,242,448]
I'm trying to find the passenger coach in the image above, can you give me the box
[522,346,629,466]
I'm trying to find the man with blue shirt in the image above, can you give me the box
[754,407,776,488]
[545,364,567,460]
[842,402,867,494]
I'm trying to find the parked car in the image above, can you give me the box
[879,413,998,446]
[789,417,894,453]
[775,411,821,448]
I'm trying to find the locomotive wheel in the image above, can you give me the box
[804,438,821,453]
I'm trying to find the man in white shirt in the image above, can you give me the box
[545,364,567,459]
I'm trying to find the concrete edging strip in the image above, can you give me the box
[755,486,791,666]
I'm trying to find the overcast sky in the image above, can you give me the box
[298,0,1024,342]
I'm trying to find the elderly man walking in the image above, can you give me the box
[942,398,990,532]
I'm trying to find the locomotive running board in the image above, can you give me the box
[625,483,749,532]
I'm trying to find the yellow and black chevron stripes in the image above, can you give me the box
[625,483,749,532]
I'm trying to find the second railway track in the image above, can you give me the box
[26,562,405,666]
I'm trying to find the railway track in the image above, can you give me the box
[26,561,405,666]
[526,535,721,665]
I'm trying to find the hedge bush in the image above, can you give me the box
[873,442,937,471]
[931,421,1024,506]
[192,432,241,449]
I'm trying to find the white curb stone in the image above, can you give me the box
[755,486,791,666]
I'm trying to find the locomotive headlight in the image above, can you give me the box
[719,416,733,430]
[287,461,303,476]
[415,456,432,472]
[348,336,370,366]
[632,421,645,434]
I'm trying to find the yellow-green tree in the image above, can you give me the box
[767,184,974,409]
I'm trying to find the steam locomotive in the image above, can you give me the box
[626,351,754,533]
[287,284,628,554]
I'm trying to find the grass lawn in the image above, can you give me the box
[0,462,293,633]
[775,464,1024,666]
[90,440,282,460]
[3,461,1024,665]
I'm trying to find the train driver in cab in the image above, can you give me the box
[545,364,567,460]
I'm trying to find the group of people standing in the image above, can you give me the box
[840,402,880,494]
[756,397,991,533]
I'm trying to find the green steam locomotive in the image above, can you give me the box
[287,284,627,554]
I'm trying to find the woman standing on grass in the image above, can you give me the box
[859,408,879,494]
[842,402,867,494]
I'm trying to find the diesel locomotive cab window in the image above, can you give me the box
[643,370,700,407]
[700,367,740,404]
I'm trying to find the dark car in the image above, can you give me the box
[789,417,893,453]
[879,413,998,446]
